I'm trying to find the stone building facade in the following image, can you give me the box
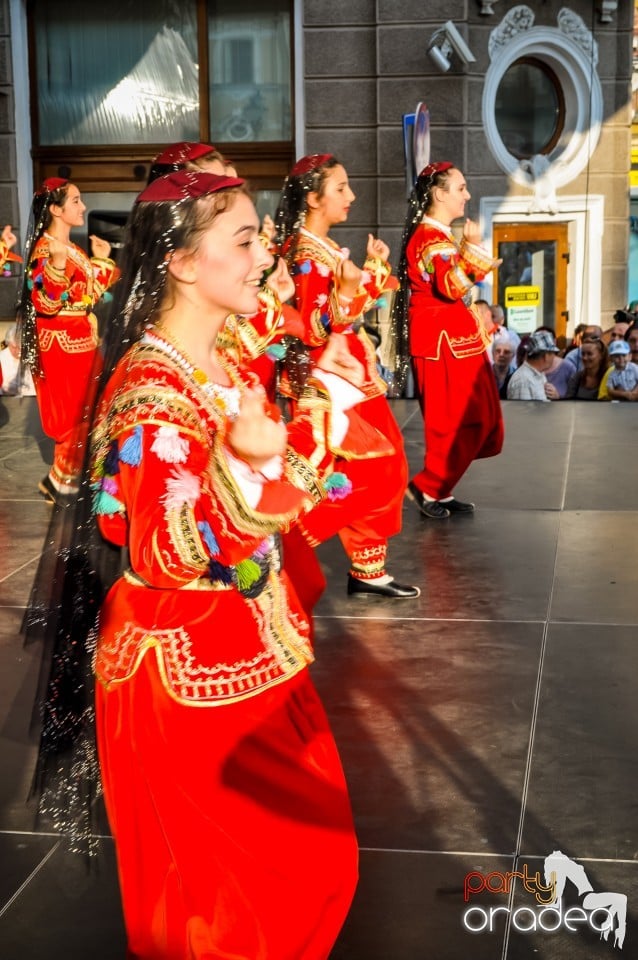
[0,1,633,339]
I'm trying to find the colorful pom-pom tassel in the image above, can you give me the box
[197,520,220,555]
[101,475,119,496]
[93,488,125,515]
[208,559,233,585]
[324,471,352,502]
[105,438,121,474]
[266,342,287,360]
[151,425,189,464]
[235,558,262,591]
[120,425,143,466]
[254,538,271,558]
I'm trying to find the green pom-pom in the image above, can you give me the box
[235,558,262,591]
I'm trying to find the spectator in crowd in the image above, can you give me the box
[490,303,521,355]
[534,326,570,398]
[0,324,36,396]
[568,323,587,350]
[492,340,516,398]
[564,324,603,372]
[608,312,632,342]
[566,336,608,399]
[598,315,631,398]
[606,339,638,401]
[625,321,638,365]
[507,330,560,401]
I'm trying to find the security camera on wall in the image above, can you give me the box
[427,20,476,73]
[428,44,452,73]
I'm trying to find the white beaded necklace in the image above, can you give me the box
[143,326,240,420]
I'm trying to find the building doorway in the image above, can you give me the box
[492,222,569,348]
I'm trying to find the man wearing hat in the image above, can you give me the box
[506,330,560,401]
[607,339,638,400]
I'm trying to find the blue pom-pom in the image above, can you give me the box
[324,471,350,491]
[320,311,331,329]
[298,260,312,274]
[197,520,220,555]
[374,297,387,309]
[60,291,69,301]
[120,425,143,466]
[102,291,113,302]
[93,488,125,516]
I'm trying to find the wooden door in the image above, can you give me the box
[493,222,570,348]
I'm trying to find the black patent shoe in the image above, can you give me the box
[347,574,421,599]
[38,475,76,507]
[445,497,475,514]
[38,475,57,504]
[407,482,450,519]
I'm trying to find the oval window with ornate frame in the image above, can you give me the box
[494,57,565,160]
[482,8,602,188]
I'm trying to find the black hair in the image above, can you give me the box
[16,181,74,375]
[390,165,456,394]
[273,155,341,252]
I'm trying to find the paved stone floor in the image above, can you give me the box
[0,396,636,959]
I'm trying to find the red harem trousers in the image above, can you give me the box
[292,394,407,565]
[411,342,504,500]
[96,655,358,960]
[34,314,100,483]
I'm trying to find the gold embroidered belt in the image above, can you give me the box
[124,568,232,591]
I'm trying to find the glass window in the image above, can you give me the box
[207,0,292,144]
[29,0,294,194]
[494,58,564,160]
[33,0,199,146]
[497,240,557,332]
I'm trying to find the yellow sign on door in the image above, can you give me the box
[504,286,541,307]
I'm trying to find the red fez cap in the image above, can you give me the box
[290,154,334,177]
[153,142,217,166]
[418,161,454,180]
[136,171,245,204]
[39,177,68,195]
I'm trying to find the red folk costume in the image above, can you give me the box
[0,237,21,272]
[281,227,409,582]
[91,329,359,959]
[407,215,504,500]
[29,233,119,488]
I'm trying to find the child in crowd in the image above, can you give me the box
[606,339,638,401]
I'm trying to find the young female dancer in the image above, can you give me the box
[274,153,419,599]
[49,170,362,958]
[17,178,119,504]
[392,161,503,518]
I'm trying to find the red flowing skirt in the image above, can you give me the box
[96,657,358,960]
